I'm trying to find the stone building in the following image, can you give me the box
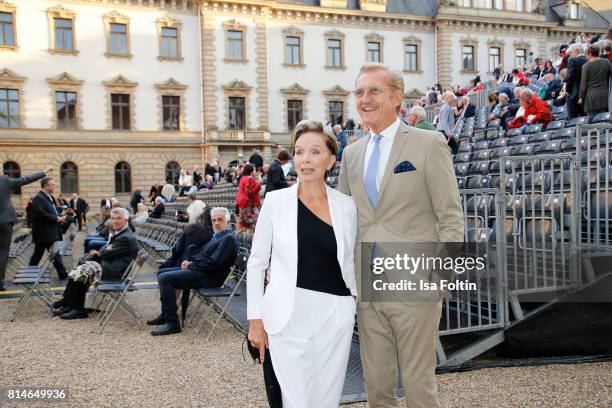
[0,0,608,207]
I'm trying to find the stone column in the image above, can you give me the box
[436,21,453,91]
[201,10,218,132]
[255,16,270,131]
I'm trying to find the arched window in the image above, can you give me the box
[114,161,132,193]
[165,161,180,188]
[60,161,78,194]
[3,161,21,195]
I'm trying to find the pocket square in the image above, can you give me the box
[394,161,416,174]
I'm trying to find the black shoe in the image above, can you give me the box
[60,308,88,320]
[146,314,165,326]
[0,284,5,292]
[151,323,181,336]
[52,299,67,309]
[53,306,72,316]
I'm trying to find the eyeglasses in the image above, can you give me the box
[352,86,398,98]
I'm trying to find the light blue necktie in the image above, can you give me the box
[365,134,382,210]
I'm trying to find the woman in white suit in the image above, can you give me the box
[247,120,358,408]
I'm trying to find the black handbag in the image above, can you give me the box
[244,337,283,407]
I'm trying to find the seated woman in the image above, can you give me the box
[158,208,214,272]
[133,203,150,223]
[247,120,358,407]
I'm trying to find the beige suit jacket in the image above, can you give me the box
[338,120,464,300]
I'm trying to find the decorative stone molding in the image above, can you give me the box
[0,1,18,51]
[360,0,387,13]
[436,25,453,89]
[46,72,84,130]
[460,36,479,73]
[323,85,349,125]
[255,21,269,130]
[102,75,137,130]
[223,19,247,63]
[47,5,78,55]
[103,10,132,59]
[156,15,183,62]
[281,83,310,132]
[487,38,505,72]
[0,68,25,128]
[321,0,348,9]
[402,35,423,73]
[201,12,218,131]
[324,29,346,70]
[282,26,305,68]
[364,32,384,63]
[513,39,531,67]
[154,78,187,131]
[222,79,252,130]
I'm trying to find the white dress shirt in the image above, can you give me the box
[363,117,401,191]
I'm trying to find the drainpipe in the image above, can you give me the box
[197,2,205,170]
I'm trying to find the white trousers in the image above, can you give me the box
[268,288,356,408]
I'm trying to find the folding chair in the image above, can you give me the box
[93,250,148,334]
[10,243,60,321]
[192,247,249,340]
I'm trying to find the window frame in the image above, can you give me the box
[165,161,181,189]
[157,16,183,62]
[114,161,132,194]
[55,90,77,130]
[402,36,422,74]
[47,5,77,55]
[60,161,79,195]
[102,75,137,131]
[110,93,131,131]
[0,2,17,51]
[223,20,247,63]
[103,11,131,59]
[47,72,83,130]
[287,99,303,131]
[0,87,20,129]
[324,30,346,70]
[228,96,246,130]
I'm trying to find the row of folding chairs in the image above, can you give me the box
[133,221,181,260]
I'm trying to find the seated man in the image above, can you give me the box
[542,73,563,100]
[148,207,238,336]
[149,196,165,219]
[53,208,139,319]
[83,205,111,252]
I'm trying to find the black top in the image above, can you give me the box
[296,199,351,296]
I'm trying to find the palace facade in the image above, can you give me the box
[0,0,608,206]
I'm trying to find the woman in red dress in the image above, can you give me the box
[236,164,261,233]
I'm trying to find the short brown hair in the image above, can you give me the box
[276,150,292,162]
[587,45,600,58]
[290,120,338,178]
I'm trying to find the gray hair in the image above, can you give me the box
[443,91,456,101]
[407,106,427,121]
[210,207,231,222]
[462,96,470,103]
[567,43,586,55]
[520,88,534,97]
[155,196,163,204]
[498,93,509,101]
[355,64,404,114]
[514,87,523,96]
[333,124,342,131]
[110,207,129,219]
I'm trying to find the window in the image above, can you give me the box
[60,162,78,194]
[489,47,500,73]
[285,36,301,65]
[516,0,524,11]
[165,161,180,188]
[54,18,73,51]
[404,44,418,72]
[327,39,342,67]
[515,49,526,68]
[114,161,131,194]
[56,91,77,129]
[569,3,579,19]
[3,161,21,194]
[227,30,243,61]
[0,88,19,128]
[162,95,180,130]
[462,45,475,72]
[0,12,15,47]
[484,0,493,8]
[495,0,503,9]
[287,100,303,131]
[110,23,128,55]
[228,96,245,130]
[328,101,343,126]
[161,27,178,58]
[111,93,130,130]
[462,0,471,6]
[367,42,381,63]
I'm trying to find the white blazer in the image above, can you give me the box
[246,182,358,335]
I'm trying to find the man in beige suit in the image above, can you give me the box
[338,65,464,407]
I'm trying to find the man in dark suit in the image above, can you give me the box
[0,166,52,291]
[543,73,563,100]
[566,43,588,119]
[264,150,291,197]
[28,177,68,280]
[69,193,87,231]
[248,149,264,171]
[461,96,476,119]
[149,196,165,219]
[148,207,238,335]
[53,207,139,319]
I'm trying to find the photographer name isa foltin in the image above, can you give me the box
[370,253,486,292]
